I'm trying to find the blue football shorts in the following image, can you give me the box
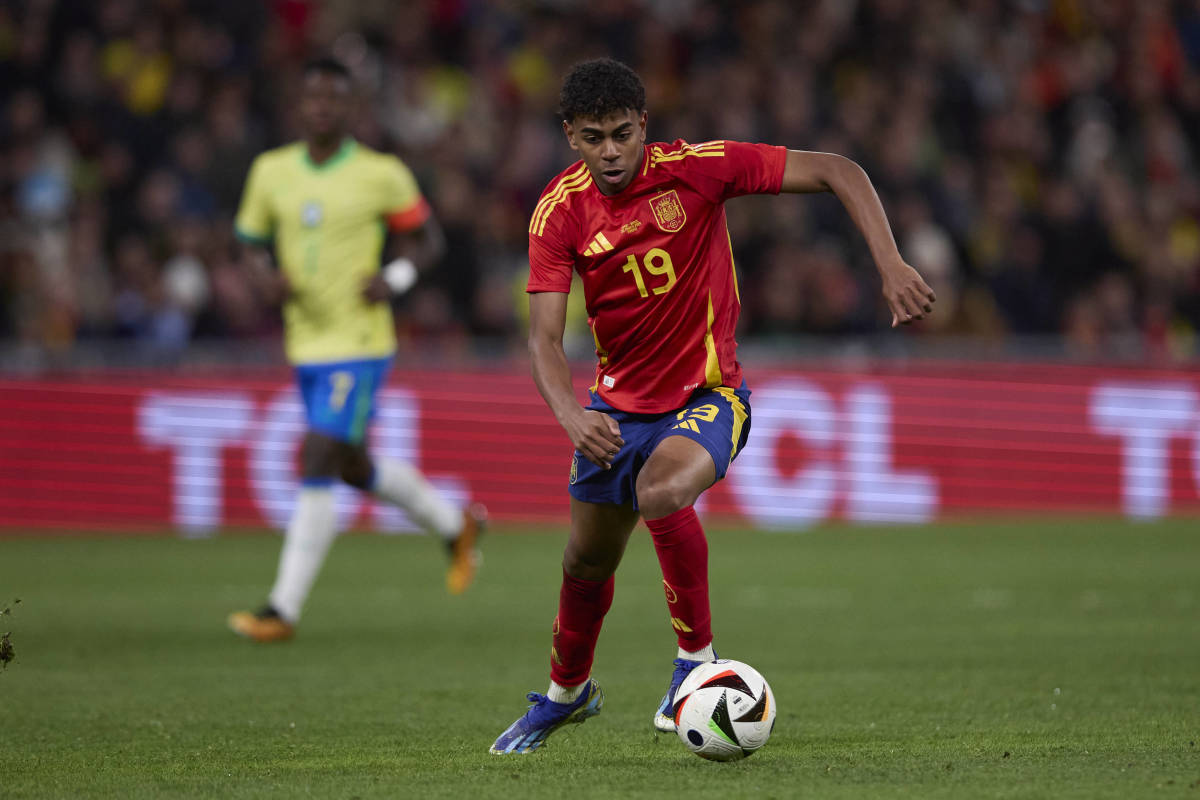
[294,355,392,445]
[568,383,752,510]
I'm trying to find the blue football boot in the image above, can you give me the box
[652,658,707,731]
[490,679,604,754]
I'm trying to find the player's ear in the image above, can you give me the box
[637,111,647,142]
[562,120,580,151]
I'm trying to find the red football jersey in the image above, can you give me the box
[527,139,786,413]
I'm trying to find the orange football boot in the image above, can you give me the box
[227,606,295,642]
[446,504,487,595]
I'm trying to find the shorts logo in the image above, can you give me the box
[301,200,323,228]
[569,454,578,484]
[649,190,686,233]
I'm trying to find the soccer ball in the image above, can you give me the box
[672,659,776,761]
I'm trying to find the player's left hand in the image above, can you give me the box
[881,262,936,327]
[361,274,391,304]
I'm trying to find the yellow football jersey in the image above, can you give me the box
[234,139,430,364]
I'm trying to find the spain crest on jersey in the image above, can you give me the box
[650,190,686,232]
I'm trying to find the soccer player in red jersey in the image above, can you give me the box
[490,59,935,754]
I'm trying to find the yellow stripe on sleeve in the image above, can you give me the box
[529,165,591,235]
[649,141,726,167]
[532,174,594,237]
[530,163,587,218]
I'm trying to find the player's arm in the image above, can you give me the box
[781,150,936,327]
[365,158,447,303]
[528,291,624,469]
[238,242,291,306]
[399,213,446,271]
[365,215,447,303]
[233,157,290,305]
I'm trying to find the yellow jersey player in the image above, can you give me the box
[227,57,484,643]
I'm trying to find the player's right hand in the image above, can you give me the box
[270,272,294,304]
[256,268,292,305]
[564,409,624,470]
[881,261,935,327]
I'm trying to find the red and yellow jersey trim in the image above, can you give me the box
[702,292,722,388]
[647,140,726,169]
[529,164,593,237]
[588,318,610,393]
[724,223,740,304]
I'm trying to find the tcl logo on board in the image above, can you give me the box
[130,378,1200,534]
[4,367,1199,533]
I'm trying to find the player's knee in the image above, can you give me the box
[336,443,372,489]
[562,546,617,582]
[339,459,371,489]
[635,478,696,520]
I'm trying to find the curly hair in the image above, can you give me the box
[559,58,646,122]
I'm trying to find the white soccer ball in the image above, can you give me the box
[673,659,776,761]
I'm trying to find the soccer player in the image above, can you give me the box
[226,57,484,643]
[490,59,935,753]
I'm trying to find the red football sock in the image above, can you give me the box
[646,506,712,652]
[549,569,614,687]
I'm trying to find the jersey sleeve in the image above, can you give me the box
[526,212,574,293]
[690,140,787,200]
[381,156,431,233]
[234,156,274,244]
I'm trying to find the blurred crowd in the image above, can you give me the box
[3,0,1200,363]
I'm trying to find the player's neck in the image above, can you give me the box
[305,136,348,166]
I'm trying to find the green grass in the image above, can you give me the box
[2,519,1199,798]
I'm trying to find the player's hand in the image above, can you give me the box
[362,274,391,304]
[880,261,936,327]
[259,270,292,306]
[244,248,292,305]
[563,408,624,470]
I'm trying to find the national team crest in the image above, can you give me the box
[649,190,686,233]
[300,200,323,228]
[569,453,578,485]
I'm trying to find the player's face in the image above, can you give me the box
[564,109,647,195]
[300,71,352,142]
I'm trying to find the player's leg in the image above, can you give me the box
[552,497,641,692]
[639,436,718,728]
[640,385,751,729]
[230,359,375,641]
[340,441,484,594]
[639,435,717,651]
[491,498,640,754]
[228,430,341,641]
[266,431,343,620]
[336,355,485,593]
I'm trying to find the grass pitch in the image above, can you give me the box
[2,519,1198,799]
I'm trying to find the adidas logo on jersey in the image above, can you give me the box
[583,232,615,256]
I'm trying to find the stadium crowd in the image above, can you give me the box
[2,0,1200,362]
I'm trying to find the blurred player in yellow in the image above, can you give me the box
[227,57,483,643]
